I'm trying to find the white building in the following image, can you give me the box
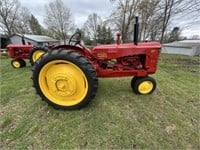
[162,40,200,56]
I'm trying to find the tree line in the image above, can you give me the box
[0,0,199,45]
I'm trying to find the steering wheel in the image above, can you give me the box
[68,31,81,46]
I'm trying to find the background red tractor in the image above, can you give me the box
[7,36,48,68]
[32,17,161,110]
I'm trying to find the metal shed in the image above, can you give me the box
[162,40,200,56]
[10,34,59,46]
[0,34,9,49]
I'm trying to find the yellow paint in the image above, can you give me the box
[12,61,20,68]
[97,52,107,58]
[138,81,153,94]
[39,60,88,106]
[33,50,45,62]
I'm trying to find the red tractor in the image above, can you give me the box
[32,17,161,110]
[7,36,48,68]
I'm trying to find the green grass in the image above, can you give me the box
[0,54,199,149]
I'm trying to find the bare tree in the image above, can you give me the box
[190,35,200,40]
[159,0,176,43]
[109,0,163,42]
[138,0,160,40]
[109,0,140,43]
[158,0,200,43]
[82,13,103,45]
[109,0,199,43]
[14,7,32,34]
[44,0,74,44]
[0,0,20,35]
[0,0,36,35]
[170,0,200,35]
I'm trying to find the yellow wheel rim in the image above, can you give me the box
[39,60,88,106]
[33,50,45,62]
[138,81,154,94]
[13,61,20,68]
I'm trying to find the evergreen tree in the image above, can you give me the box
[101,26,107,44]
[96,25,102,44]
[96,25,114,44]
[169,27,181,42]
[106,27,114,44]
[29,14,43,35]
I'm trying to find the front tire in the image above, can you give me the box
[29,46,48,65]
[131,76,156,95]
[11,59,26,68]
[32,49,98,110]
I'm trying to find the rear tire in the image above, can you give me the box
[29,46,48,65]
[32,49,98,110]
[11,59,26,68]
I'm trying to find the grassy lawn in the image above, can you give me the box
[0,54,199,149]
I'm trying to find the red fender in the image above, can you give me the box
[51,44,96,59]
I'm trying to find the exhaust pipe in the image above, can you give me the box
[134,16,139,45]
[21,35,26,45]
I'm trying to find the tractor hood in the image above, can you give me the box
[92,42,161,50]
[7,44,33,49]
[92,42,161,59]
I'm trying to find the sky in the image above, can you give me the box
[18,0,114,28]
[18,0,200,38]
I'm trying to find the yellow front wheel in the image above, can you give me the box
[131,76,156,95]
[29,47,48,65]
[32,49,98,110]
[11,59,26,68]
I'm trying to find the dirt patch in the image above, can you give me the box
[165,124,176,134]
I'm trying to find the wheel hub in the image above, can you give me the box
[139,81,153,94]
[13,61,20,68]
[52,74,76,97]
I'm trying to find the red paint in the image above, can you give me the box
[85,42,161,78]
[7,44,34,59]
